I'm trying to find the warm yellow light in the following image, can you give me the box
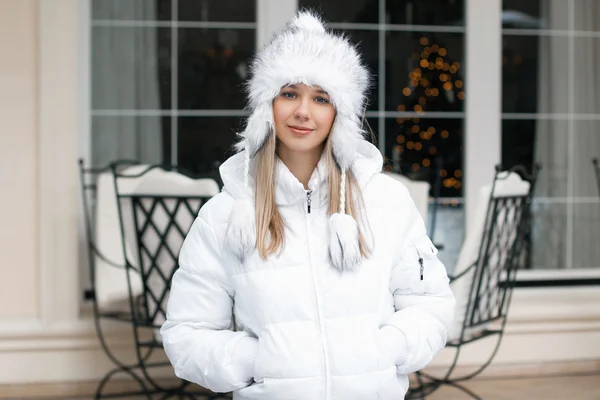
[443,63,450,71]
[439,48,447,56]
[420,78,429,87]
[454,181,462,189]
[423,158,431,167]
[412,163,420,172]
[397,135,405,144]
[395,145,403,154]
[428,62,435,70]
[441,130,449,138]
[428,127,436,134]
[420,131,427,139]
[432,88,440,96]
[449,66,458,74]
[440,74,448,82]
[443,82,453,91]
[458,91,465,100]
[414,104,423,112]
[425,88,432,96]
[440,169,448,177]
[407,141,415,149]
[396,117,404,124]
[420,59,429,68]
[412,125,420,133]
[411,79,419,86]
[415,142,423,150]
[397,104,405,111]
[429,147,438,155]
[420,37,429,46]
[431,44,439,51]
[419,96,427,105]
[455,80,463,88]
[403,87,412,96]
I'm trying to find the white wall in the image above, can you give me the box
[0,0,39,319]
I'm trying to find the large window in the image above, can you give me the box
[501,0,600,271]
[90,0,256,176]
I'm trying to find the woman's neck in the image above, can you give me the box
[276,144,324,189]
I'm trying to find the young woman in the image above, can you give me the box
[161,11,455,400]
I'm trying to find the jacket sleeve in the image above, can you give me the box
[160,213,258,393]
[379,192,456,374]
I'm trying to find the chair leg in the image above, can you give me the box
[445,380,483,400]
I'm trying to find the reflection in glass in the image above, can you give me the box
[573,203,600,268]
[92,0,172,21]
[502,0,568,31]
[92,27,172,110]
[385,119,463,198]
[387,32,465,113]
[178,28,255,110]
[299,0,464,26]
[179,0,256,23]
[91,116,171,167]
[178,117,243,175]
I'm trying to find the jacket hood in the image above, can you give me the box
[219,140,383,207]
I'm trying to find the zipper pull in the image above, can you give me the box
[306,189,312,214]
[414,247,424,280]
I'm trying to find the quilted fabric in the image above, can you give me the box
[161,141,455,400]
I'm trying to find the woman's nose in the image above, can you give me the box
[294,97,310,120]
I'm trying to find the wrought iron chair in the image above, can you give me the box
[407,164,540,400]
[79,159,230,399]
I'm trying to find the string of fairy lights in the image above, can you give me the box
[391,36,465,196]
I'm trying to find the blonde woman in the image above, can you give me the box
[161,11,455,400]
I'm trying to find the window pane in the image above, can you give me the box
[529,201,568,269]
[178,28,255,110]
[179,0,256,22]
[92,0,172,21]
[178,117,243,175]
[502,0,568,30]
[299,0,464,26]
[574,37,600,114]
[573,203,600,268]
[387,32,465,112]
[91,116,171,167]
[573,121,600,198]
[331,30,379,110]
[574,0,600,32]
[385,118,463,198]
[92,27,172,110]
[502,34,568,114]
[502,119,569,198]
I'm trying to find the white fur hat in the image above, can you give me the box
[225,10,371,271]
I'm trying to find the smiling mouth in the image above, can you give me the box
[288,126,314,135]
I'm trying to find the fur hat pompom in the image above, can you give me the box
[225,196,256,262]
[328,213,362,272]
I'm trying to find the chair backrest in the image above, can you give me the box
[111,164,219,327]
[448,165,538,342]
[384,172,431,226]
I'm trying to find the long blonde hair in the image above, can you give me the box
[255,132,371,259]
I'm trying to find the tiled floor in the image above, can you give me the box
[0,373,599,399]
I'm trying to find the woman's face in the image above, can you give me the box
[273,83,336,156]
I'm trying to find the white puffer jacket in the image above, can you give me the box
[161,141,456,400]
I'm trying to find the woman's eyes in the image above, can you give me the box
[280,92,330,104]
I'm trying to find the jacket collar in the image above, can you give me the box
[219,140,383,207]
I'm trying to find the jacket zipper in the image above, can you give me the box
[304,190,330,399]
[415,247,424,280]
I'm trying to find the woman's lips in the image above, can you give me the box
[288,125,313,135]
